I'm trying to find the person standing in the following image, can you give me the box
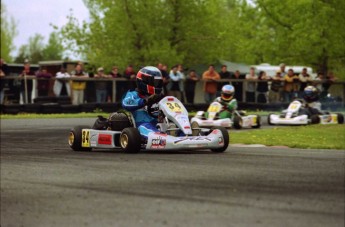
[298,67,312,98]
[184,69,199,104]
[167,65,184,101]
[0,59,9,104]
[36,67,52,97]
[20,60,35,104]
[123,65,136,90]
[109,66,123,102]
[71,63,88,105]
[95,67,110,103]
[54,67,71,97]
[157,63,169,95]
[218,65,231,96]
[245,67,258,103]
[256,71,269,103]
[283,69,299,102]
[231,70,244,102]
[268,70,284,103]
[202,64,220,104]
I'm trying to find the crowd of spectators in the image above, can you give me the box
[0,59,340,105]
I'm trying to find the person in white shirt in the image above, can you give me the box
[54,67,71,97]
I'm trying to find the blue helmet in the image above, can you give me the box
[303,85,319,103]
[221,84,235,101]
[136,66,163,95]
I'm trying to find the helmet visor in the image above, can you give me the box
[141,74,163,88]
[221,93,232,100]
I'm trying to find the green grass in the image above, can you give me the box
[0,112,110,119]
[231,124,345,150]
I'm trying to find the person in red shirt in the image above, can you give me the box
[202,64,220,103]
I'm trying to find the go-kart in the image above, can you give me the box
[190,101,261,129]
[68,96,229,153]
[267,99,344,125]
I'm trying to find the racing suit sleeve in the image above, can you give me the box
[226,99,238,112]
[122,91,146,111]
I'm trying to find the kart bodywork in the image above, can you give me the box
[69,96,229,153]
[190,102,260,129]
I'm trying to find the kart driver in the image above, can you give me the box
[302,85,323,116]
[213,84,238,119]
[122,66,164,139]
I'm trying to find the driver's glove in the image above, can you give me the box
[146,94,164,106]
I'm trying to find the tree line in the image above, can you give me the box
[2,0,345,79]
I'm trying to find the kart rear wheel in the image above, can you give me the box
[337,113,344,124]
[120,127,141,153]
[69,125,92,152]
[267,114,273,125]
[252,115,261,128]
[233,115,242,129]
[310,115,320,124]
[210,127,229,153]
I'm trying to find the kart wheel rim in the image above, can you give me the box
[68,132,75,146]
[120,133,129,148]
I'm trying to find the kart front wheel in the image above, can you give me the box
[233,115,243,129]
[120,127,141,153]
[252,115,261,128]
[210,127,229,153]
[69,125,92,152]
[337,113,344,124]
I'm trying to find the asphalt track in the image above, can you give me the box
[1,118,344,227]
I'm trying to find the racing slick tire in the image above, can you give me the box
[267,114,273,125]
[252,115,261,128]
[210,127,229,153]
[310,114,320,124]
[233,115,243,129]
[120,127,141,153]
[337,113,344,124]
[69,125,92,152]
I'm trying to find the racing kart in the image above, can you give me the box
[68,96,229,153]
[267,99,344,125]
[190,101,261,129]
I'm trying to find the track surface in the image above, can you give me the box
[1,119,344,227]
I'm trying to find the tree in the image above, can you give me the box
[42,32,64,60]
[58,0,231,70]
[1,2,17,62]
[14,34,45,64]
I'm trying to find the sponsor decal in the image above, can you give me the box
[98,134,112,145]
[151,137,166,148]
[174,137,212,144]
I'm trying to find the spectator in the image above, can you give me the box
[157,63,169,95]
[94,67,110,103]
[313,72,324,92]
[109,66,124,102]
[184,69,199,104]
[321,71,337,97]
[123,65,136,90]
[167,65,184,101]
[36,67,52,97]
[177,64,186,102]
[54,67,71,97]
[218,65,231,95]
[202,64,220,103]
[256,71,269,103]
[0,59,9,104]
[245,67,257,102]
[20,60,35,104]
[283,68,299,102]
[298,67,312,98]
[85,72,96,103]
[268,70,284,103]
[279,63,287,77]
[231,70,244,102]
[71,63,88,105]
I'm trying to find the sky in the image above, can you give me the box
[3,0,90,58]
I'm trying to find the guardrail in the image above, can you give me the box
[1,75,344,106]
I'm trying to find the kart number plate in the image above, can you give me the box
[166,102,182,112]
[82,129,90,147]
[289,104,298,110]
[207,105,221,113]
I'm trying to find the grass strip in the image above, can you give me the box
[231,124,345,150]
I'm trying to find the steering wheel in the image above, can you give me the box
[146,94,164,118]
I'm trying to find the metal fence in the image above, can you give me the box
[1,75,344,106]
